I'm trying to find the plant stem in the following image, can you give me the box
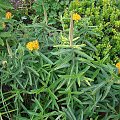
[69,13,73,47]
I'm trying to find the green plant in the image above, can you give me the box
[32,0,70,27]
[0,0,120,120]
[63,0,120,63]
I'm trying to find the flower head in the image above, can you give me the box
[116,62,120,74]
[6,12,12,19]
[72,13,81,21]
[26,40,39,51]
[32,40,39,50]
[116,62,120,68]
[26,41,34,51]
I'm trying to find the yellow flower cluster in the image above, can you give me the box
[72,13,81,21]
[6,12,12,19]
[26,40,39,51]
[116,62,120,74]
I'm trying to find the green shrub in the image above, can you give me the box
[63,0,120,63]
[32,0,71,27]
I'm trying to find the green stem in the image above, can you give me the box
[69,13,74,47]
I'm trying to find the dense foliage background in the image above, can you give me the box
[0,0,120,120]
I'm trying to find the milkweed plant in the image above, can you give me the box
[0,0,120,120]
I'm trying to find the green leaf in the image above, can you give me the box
[6,40,13,58]
[51,49,72,55]
[0,32,11,38]
[101,82,112,100]
[34,98,44,113]
[62,107,76,120]
[26,66,39,77]
[107,103,116,113]
[28,71,32,86]
[0,38,4,46]
[40,52,53,65]
[92,81,106,95]
[47,88,58,100]
[59,66,90,79]
[74,49,94,60]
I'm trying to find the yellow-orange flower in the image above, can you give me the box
[72,13,81,21]
[26,40,39,51]
[116,62,120,68]
[116,62,120,74]
[32,40,39,50]
[6,12,12,19]
[26,41,34,51]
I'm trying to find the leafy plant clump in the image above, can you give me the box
[0,0,120,120]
